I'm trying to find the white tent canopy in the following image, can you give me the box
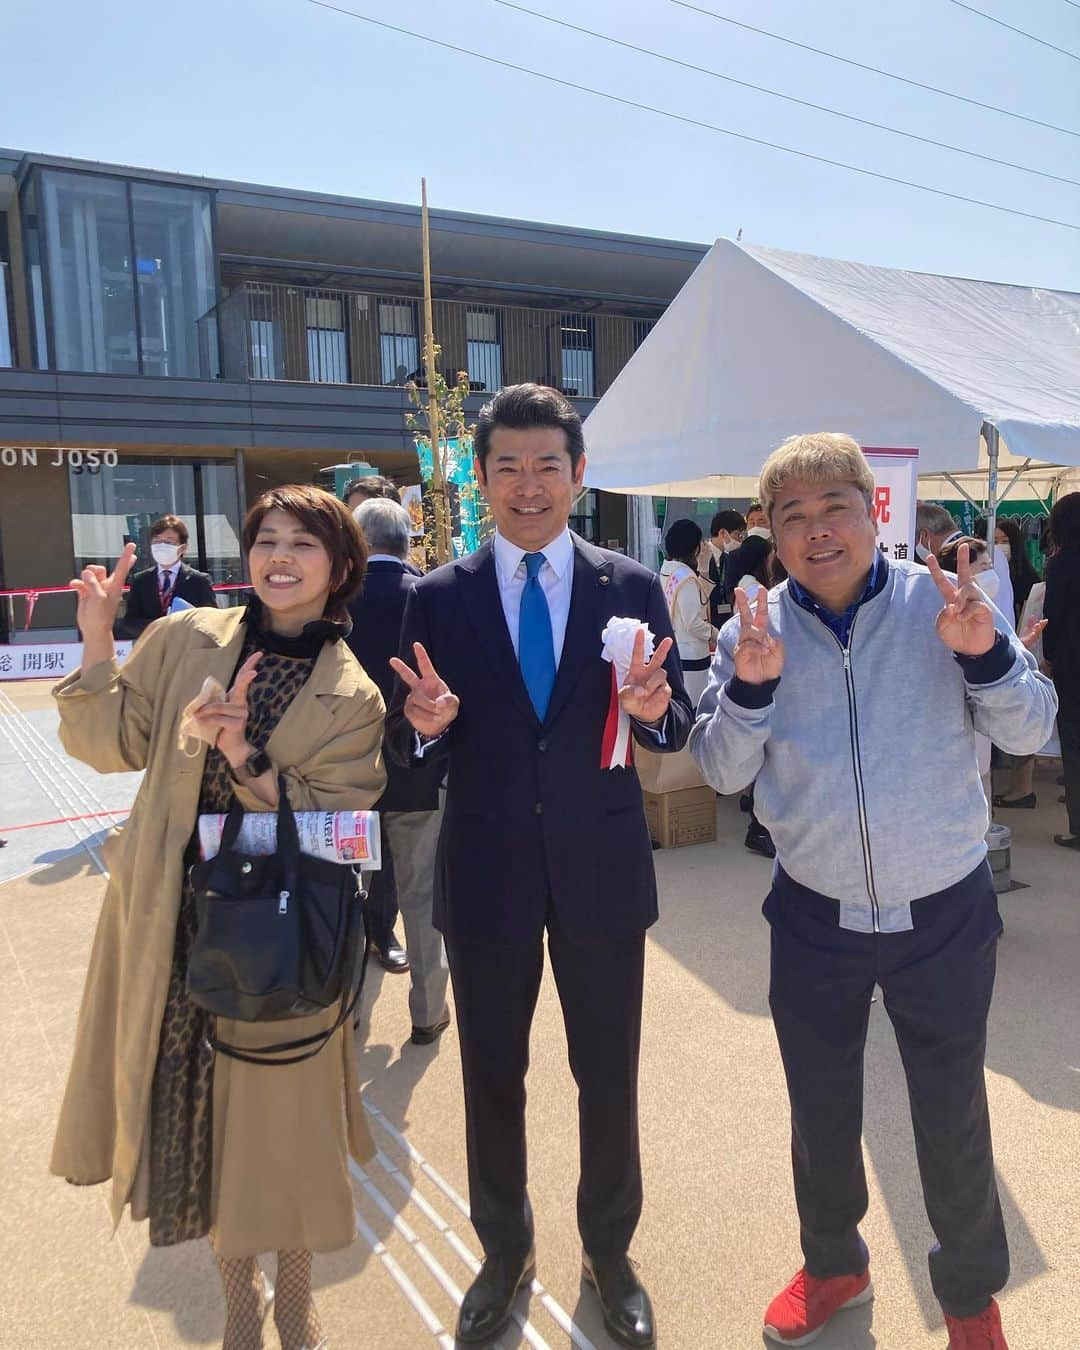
[584,239,1080,500]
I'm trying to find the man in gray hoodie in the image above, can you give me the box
[690,434,1056,1350]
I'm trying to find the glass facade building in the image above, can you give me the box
[23,168,216,377]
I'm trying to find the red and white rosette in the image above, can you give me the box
[600,617,655,770]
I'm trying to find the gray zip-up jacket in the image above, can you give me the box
[689,559,1058,932]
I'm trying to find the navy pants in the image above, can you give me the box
[764,862,1009,1319]
[364,840,399,951]
[445,909,645,1263]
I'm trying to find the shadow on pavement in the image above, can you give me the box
[646,793,1062,1328]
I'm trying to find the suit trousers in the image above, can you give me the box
[364,841,399,951]
[1054,676,1080,834]
[764,862,1009,1319]
[383,807,449,1028]
[444,910,646,1262]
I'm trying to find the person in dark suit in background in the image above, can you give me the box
[345,474,423,578]
[347,497,450,1037]
[116,515,216,640]
[387,384,693,1348]
[707,508,747,628]
[1043,492,1080,850]
[345,475,422,973]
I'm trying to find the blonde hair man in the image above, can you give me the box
[690,433,1056,1350]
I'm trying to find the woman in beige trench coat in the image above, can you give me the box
[51,486,386,1350]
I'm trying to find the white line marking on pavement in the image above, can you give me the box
[366,1103,598,1350]
[0,688,133,874]
[1,686,136,826]
[353,1207,456,1348]
[0,693,108,873]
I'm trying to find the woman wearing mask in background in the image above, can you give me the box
[661,518,716,706]
[993,518,1040,625]
[50,485,386,1350]
[1042,493,1080,850]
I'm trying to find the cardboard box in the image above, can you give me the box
[633,743,706,793]
[643,785,717,849]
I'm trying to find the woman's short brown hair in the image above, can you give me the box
[241,485,368,619]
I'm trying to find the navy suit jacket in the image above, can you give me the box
[386,534,694,944]
[346,559,442,813]
[118,562,218,639]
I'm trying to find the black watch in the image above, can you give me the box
[232,748,272,784]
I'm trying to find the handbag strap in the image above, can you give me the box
[217,795,247,855]
[207,878,370,1066]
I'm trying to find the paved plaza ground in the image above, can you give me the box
[1,678,1077,1349]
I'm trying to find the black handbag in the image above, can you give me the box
[186,776,371,1065]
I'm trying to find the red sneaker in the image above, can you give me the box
[944,1298,1009,1349]
[763,1267,873,1345]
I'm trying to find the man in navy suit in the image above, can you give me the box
[387,384,693,1348]
[117,515,217,640]
[347,497,449,1041]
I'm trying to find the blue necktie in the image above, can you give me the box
[518,551,556,720]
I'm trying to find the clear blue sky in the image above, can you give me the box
[3,0,1079,289]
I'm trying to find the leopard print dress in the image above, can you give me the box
[147,627,323,1247]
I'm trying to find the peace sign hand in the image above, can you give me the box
[732,587,785,684]
[618,629,674,726]
[390,642,461,738]
[69,543,138,639]
[926,545,996,657]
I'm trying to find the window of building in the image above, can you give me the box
[466,308,502,391]
[131,182,216,378]
[305,295,348,383]
[240,285,285,380]
[379,301,419,384]
[21,177,50,369]
[248,319,280,380]
[40,172,139,374]
[568,488,599,542]
[559,315,595,398]
[632,318,654,350]
[69,455,242,584]
[23,168,217,377]
[0,262,12,368]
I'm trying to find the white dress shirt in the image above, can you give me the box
[492,527,575,664]
[415,528,667,753]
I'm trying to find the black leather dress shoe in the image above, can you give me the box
[456,1247,536,1344]
[374,932,410,973]
[410,1013,451,1046]
[582,1252,655,1348]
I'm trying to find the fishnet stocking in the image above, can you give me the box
[212,1243,271,1350]
[274,1249,326,1350]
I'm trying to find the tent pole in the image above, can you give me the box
[996,459,1031,511]
[942,473,981,512]
[983,421,1000,560]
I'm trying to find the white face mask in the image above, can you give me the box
[151,542,182,568]
[996,542,1011,562]
[914,541,931,563]
[747,525,772,541]
[974,568,1000,600]
[723,536,742,552]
